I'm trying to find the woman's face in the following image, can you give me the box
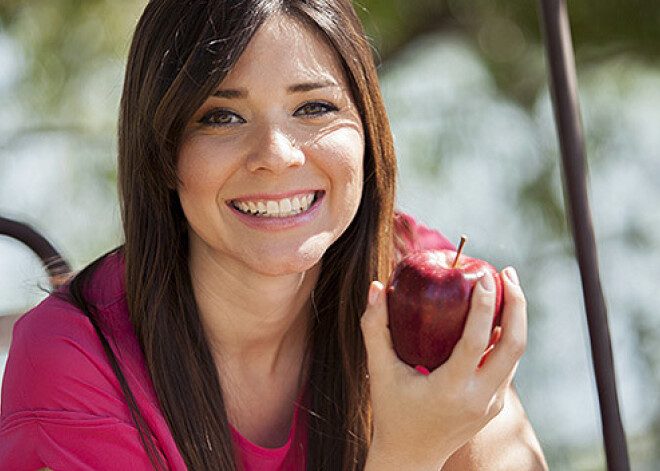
[177,15,365,277]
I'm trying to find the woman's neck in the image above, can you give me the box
[189,245,318,382]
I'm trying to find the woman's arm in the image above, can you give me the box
[443,385,548,470]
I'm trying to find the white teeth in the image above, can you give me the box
[266,200,279,214]
[232,192,317,218]
[279,198,292,213]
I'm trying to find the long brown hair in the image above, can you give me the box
[72,0,396,469]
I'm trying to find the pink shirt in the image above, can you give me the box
[0,254,306,470]
[0,213,450,470]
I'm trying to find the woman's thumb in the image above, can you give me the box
[361,281,399,376]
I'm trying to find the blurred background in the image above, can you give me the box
[1,0,659,468]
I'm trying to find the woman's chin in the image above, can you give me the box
[244,252,323,278]
[239,237,334,277]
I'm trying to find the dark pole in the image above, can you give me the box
[0,216,71,288]
[537,1,630,469]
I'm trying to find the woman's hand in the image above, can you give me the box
[361,268,527,471]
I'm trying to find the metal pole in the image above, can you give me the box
[0,216,71,288]
[537,1,630,469]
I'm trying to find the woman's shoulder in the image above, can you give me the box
[9,250,130,357]
[0,251,180,469]
[1,251,135,420]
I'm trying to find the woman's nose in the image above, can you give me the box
[246,126,305,173]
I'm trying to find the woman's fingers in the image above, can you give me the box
[478,267,527,385]
[441,273,497,383]
[362,267,525,392]
[360,281,401,381]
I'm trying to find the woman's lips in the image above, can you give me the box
[227,190,325,231]
[229,190,321,218]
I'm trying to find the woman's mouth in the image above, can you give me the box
[230,191,321,218]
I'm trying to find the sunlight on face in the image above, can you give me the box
[177,15,365,278]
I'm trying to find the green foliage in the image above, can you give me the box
[355,0,453,60]
[3,0,660,114]
[1,0,144,115]
[357,0,660,105]
[517,158,568,240]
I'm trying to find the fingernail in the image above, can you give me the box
[504,267,520,286]
[479,272,494,292]
[369,281,383,305]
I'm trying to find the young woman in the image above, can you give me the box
[0,1,548,469]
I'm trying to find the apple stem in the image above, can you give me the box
[452,235,467,268]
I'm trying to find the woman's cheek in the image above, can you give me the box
[312,124,364,168]
[177,136,240,188]
[314,126,365,219]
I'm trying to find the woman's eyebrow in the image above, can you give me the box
[211,80,339,99]
[213,88,247,99]
[287,80,339,93]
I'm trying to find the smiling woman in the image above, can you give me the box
[0,1,546,470]
[178,17,365,277]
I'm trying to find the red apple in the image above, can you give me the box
[386,237,503,372]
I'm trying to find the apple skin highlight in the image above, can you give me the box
[386,250,503,372]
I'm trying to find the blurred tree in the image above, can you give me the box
[3,0,660,112]
[0,0,144,136]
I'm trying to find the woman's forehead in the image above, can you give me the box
[217,14,349,91]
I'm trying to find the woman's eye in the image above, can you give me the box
[294,101,339,117]
[199,109,245,126]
